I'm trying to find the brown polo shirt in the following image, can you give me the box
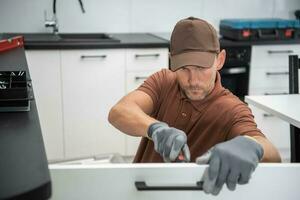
[133,69,265,163]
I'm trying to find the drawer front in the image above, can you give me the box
[62,49,125,67]
[126,71,157,93]
[251,45,300,69]
[249,105,290,152]
[248,87,289,96]
[249,67,289,90]
[126,48,168,71]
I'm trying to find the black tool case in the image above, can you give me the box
[0,71,32,111]
[220,18,300,41]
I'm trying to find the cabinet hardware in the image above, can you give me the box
[265,72,289,76]
[135,53,160,58]
[267,50,294,54]
[80,55,107,59]
[264,92,288,95]
[134,76,148,81]
[135,181,203,191]
[263,113,274,117]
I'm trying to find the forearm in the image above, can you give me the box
[108,102,158,137]
[252,136,282,162]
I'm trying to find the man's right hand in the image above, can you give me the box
[147,122,190,162]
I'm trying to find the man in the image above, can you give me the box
[108,17,281,195]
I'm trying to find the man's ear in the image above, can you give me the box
[216,49,226,71]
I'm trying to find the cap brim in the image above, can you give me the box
[170,51,216,71]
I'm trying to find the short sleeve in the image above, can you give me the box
[226,103,266,140]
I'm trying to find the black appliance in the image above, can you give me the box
[220,46,251,100]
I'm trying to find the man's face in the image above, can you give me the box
[175,50,225,101]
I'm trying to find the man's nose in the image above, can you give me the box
[188,69,200,85]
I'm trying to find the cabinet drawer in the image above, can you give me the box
[126,48,168,71]
[248,87,289,96]
[63,49,125,67]
[249,67,289,89]
[126,71,156,93]
[249,105,290,150]
[251,45,300,69]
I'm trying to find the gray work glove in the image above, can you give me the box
[196,136,264,196]
[148,122,191,162]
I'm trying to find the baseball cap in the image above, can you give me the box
[170,17,220,71]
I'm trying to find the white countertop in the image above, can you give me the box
[245,94,300,128]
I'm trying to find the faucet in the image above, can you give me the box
[44,0,58,34]
[44,11,59,34]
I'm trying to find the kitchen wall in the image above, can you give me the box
[0,0,299,33]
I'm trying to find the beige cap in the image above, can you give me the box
[170,17,220,71]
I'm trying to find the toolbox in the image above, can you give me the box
[220,18,300,41]
[0,71,32,112]
[0,36,32,112]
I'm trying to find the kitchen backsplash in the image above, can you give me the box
[0,0,299,33]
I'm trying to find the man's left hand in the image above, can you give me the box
[196,136,264,195]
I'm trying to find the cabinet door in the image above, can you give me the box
[61,49,126,159]
[249,104,290,162]
[25,50,64,161]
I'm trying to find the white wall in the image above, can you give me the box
[0,0,299,33]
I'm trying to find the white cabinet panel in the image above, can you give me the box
[50,164,300,200]
[126,71,157,93]
[249,67,289,90]
[126,48,168,71]
[249,105,290,148]
[25,50,64,161]
[249,105,290,160]
[124,48,168,156]
[250,45,300,69]
[61,49,126,159]
[248,87,288,96]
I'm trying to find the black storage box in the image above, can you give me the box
[0,71,31,111]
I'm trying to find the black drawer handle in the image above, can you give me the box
[267,50,294,54]
[80,55,107,59]
[263,113,274,118]
[134,76,148,81]
[135,53,160,58]
[135,181,203,191]
[265,72,289,76]
[264,92,288,95]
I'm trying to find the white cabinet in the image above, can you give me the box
[25,50,64,161]
[25,47,169,160]
[50,164,300,200]
[61,49,126,159]
[124,48,168,156]
[249,44,300,162]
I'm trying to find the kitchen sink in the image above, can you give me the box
[58,33,120,43]
[1,33,120,43]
